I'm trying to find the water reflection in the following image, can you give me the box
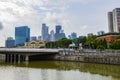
[0,61,119,80]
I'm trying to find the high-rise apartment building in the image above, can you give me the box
[108,12,114,32]
[108,8,120,32]
[15,26,30,46]
[113,8,120,32]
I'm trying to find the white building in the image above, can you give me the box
[108,8,120,32]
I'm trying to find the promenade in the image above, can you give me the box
[55,49,120,65]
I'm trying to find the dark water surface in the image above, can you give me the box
[0,61,119,80]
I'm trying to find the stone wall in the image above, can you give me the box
[55,49,120,65]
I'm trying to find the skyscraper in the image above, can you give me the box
[41,23,49,40]
[15,26,30,46]
[108,12,114,32]
[55,25,66,41]
[56,25,61,34]
[50,30,55,41]
[108,8,120,32]
[71,32,77,40]
[113,8,120,32]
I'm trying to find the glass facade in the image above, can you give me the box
[5,38,15,48]
[41,23,49,40]
[56,25,61,34]
[31,36,37,41]
[97,31,105,36]
[71,32,77,40]
[55,25,66,41]
[15,26,30,46]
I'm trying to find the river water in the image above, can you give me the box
[0,61,119,80]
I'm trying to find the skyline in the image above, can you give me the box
[0,0,120,46]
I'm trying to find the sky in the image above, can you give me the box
[0,0,120,46]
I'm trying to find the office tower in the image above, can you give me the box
[41,23,46,40]
[15,26,30,46]
[30,36,37,41]
[50,30,55,41]
[108,8,120,32]
[97,31,105,36]
[71,32,77,40]
[108,12,114,32]
[5,37,15,48]
[55,25,66,41]
[41,23,49,40]
[56,25,61,34]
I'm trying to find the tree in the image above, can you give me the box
[46,42,56,48]
[86,35,97,49]
[114,39,120,49]
[108,41,115,49]
[46,38,72,48]
[96,45,105,50]
[96,39,107,49]
[57,38,72,48]
[116,35,120,39]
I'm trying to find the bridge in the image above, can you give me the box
[0,48,65,63]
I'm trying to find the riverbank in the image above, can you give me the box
[55,49,120,65]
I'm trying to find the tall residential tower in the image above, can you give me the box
[108,12,114,32]
[108,8,120,32]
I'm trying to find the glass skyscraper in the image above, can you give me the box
[41,23,49,40]
[5,37,15,48]
[56,25,61,34]
[50,30,55,41]
[71,32,77,40]
[15,26,30,46]
[55,25,66,41]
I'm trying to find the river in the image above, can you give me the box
[0,61,119,80]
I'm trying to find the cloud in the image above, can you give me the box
[43,12,63,25]
[0,0,116,46]
[79,25,104,36]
